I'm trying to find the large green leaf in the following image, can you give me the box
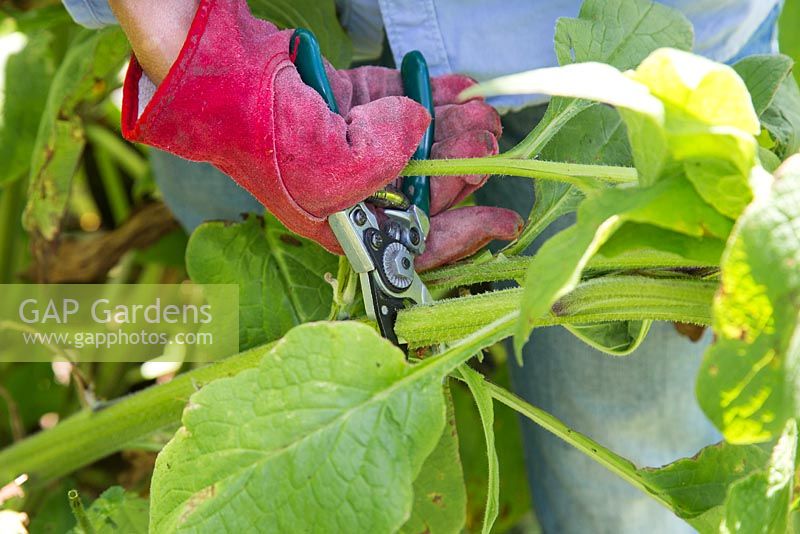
[69,487,149,534]
[0,30,54,186]
[399,387,467,534]
[22,28,129,240]
[150,322,446,533]
[697,161,800,444]
[149,315,515,533]
[186,214,338,350]
[247,0,353,68]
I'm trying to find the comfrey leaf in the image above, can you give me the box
[697,158,800,444]
[150,317,515,533]
[150,322,447,533]
[553,0,693,71]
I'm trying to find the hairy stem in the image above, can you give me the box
[477,379,674,511]
[401,157,636,189]
[423,251,718,291]
[504,99,594,159]
[0,343,271,486]
[398,276,717,346]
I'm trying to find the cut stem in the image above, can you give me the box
[504,99,594,159]
[68,489,95,534]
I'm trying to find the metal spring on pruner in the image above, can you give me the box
[367,187,410,210]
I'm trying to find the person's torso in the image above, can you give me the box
[338,0,781,109]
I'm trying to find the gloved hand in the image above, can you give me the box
[121,0,522,270]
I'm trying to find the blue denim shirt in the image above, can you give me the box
[65,0,781,110]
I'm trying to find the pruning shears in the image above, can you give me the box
[290,29,434,346]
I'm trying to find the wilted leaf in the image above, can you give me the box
[458,366,499,534]
[23,28,129,240]
[452,364,531,533]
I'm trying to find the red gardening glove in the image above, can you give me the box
[121,0,522,270]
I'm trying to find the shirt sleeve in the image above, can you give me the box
[61,0,118,29]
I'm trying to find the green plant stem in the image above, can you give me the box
[328,257,359,320]
[476,379,674,511]
[423,251,718,291]
[400,157,636,190]
[84,124,148,182]
[397,276,717,346]
[68,489,95,534]
[0,343,272,487]
[504,100,594,159]
[93,144,130,226]
[0,178,25,284]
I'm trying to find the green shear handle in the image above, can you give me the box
[289,28,434,215]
